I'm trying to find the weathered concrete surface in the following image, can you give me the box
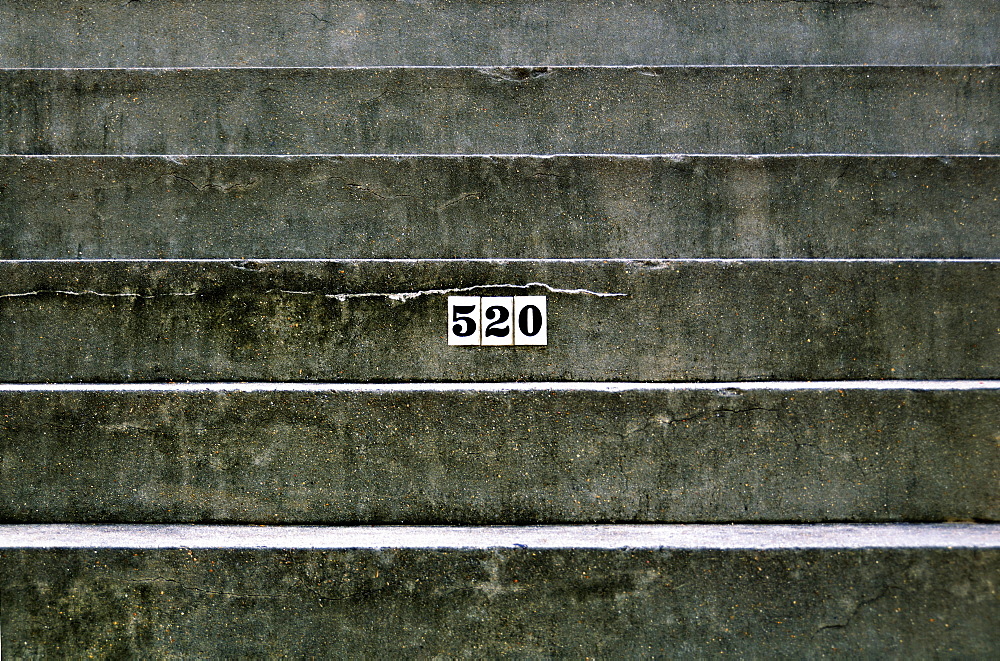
[0,259,996,383]
[2,384,997,524]
[2,524,998,657]
[1,67,995,155]
[0,0,994,67]
[2,155,996,260]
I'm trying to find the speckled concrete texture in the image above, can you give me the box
[1,67,996,155]
[2,385,997,524]
[1,0,994,66]
[0,259,996,382]
[2,528,997,657]
[2,0,997,655]
[2,155,996,260]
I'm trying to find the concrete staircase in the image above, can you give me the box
[1,0,998,656]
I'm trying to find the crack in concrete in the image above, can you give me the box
[0,290,199,299]
[159,173,260,193]
[343,182,416,200]
[316,282,627,302]
[303,11,330,26]
[297,173,419,200]
[229,262,266,272]
[531,170,569,179]
[479,67,554,83]
[657,407,780,426]
[0,283,625,302]
[814,581,902,634]
[436,191,482,211]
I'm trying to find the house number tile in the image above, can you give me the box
[448,295,547,346]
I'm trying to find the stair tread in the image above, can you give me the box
[4,154,997,260]
[5,525,997,656]
[1,258,996,383]
[2,0,994,67]
[2,66,995,155]
[3,381,997,524]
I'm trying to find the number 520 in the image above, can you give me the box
[448,296,547,346]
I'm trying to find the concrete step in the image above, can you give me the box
[2,524,998,657]
[2,382,996,524]
[1,259,996,383]
[2,0,994,67]
[2,155,996,260]
[1,67,995,155]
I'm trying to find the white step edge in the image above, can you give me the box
[0,153,995,159]
[5,65,996,71]
[1,380,997,393]
[3,258,1000,263]
[2,524,997,550]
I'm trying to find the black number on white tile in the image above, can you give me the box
[448,296,547,346]
[448,296,480,345]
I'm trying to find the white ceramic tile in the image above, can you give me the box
[448,296,481,345]
[481,296,515,346]
[514,296,547,345]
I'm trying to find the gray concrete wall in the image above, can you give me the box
[2,384,996,524]
[2,67,996,155]
[2,155,996,259]
[1,259,996,382]
[1,0,994,66]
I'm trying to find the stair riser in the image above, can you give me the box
[3,155,996,260]
[2,68,996,155]
[2,386,996,523]
[2,0,994,67]
[2,546,996,657]
[1,260,996,382]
